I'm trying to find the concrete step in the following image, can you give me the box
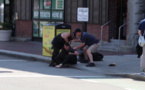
[99,39,126,52]
[98,46,119,52]
[102,39,125,46]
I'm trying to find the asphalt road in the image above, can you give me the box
[0,55,144,90]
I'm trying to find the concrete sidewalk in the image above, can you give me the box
[0,41,144,81]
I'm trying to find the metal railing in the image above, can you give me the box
[118,23,126,52]
[100,20,112,44]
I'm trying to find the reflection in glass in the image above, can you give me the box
[33,21,39,37]
[40,21,50,37]
[5,0,9,4]
[33,10,39,19]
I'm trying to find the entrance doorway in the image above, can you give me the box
[117,0,127,40]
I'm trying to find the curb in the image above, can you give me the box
[0,49,51,63]
[107,73,145,81]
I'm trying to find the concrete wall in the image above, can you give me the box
[127,0,145,50]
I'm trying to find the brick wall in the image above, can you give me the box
[16,20,32,38]
[67,23,109,41]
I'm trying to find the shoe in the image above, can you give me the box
[86,63,95,67]
[55,64,62,68]
[49,62,56,67]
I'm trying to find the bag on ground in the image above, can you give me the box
[92,52,104,61]
[78,52,103,61]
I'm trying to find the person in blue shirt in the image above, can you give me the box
[73,28,100,67]
[138,19,145,36]
[138,19,145,72]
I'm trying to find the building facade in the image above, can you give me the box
[1,0,145,52]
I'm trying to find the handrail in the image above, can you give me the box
[118,23,126,52]
[100,20,112,44]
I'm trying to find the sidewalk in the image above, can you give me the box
[0,41,144,81]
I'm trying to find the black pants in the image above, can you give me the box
[136,44,142,58]
[51,47,60,64]
[54,54,77,65]
[62,55,77,65]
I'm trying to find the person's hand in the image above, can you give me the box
[71,39,75,42]
[73,47,77,50]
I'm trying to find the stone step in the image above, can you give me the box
[99,39,126,52]
[98,46,119,52]
[102,39,126,46]
[111,39,126,45]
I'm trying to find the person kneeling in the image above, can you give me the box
[54,43,79,68]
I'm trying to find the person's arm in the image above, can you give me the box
[73,43,85,50]
[138,30,142,36]
[69,51,79,55]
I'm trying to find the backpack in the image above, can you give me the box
[78,52,103,61]
[92,52,104,61]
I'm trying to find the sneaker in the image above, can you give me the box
[49,62,56,67]
[55,64,62,68]
[86,63,95,67]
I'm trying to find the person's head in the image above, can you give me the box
[64,43,70,50]
[74,28,82,36]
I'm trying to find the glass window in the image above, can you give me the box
[40,0,43,9]
[33,10,39,19]
[34,0,39,9]
[44,0,51,9]
[5,0,9,4]
[0,0,4,23]
[52,11,63,20]
[40,10,50,19]
[33,0,64,38]
[33,21,39,37]
[52,0,64,9]
[39,21,50,37]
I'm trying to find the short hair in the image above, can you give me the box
[75,28,81,33]
[64,42,70,46]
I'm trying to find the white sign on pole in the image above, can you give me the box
[77,7,89,22]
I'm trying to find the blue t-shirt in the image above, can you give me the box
[138,19,145,35]
[81,32,99,46]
